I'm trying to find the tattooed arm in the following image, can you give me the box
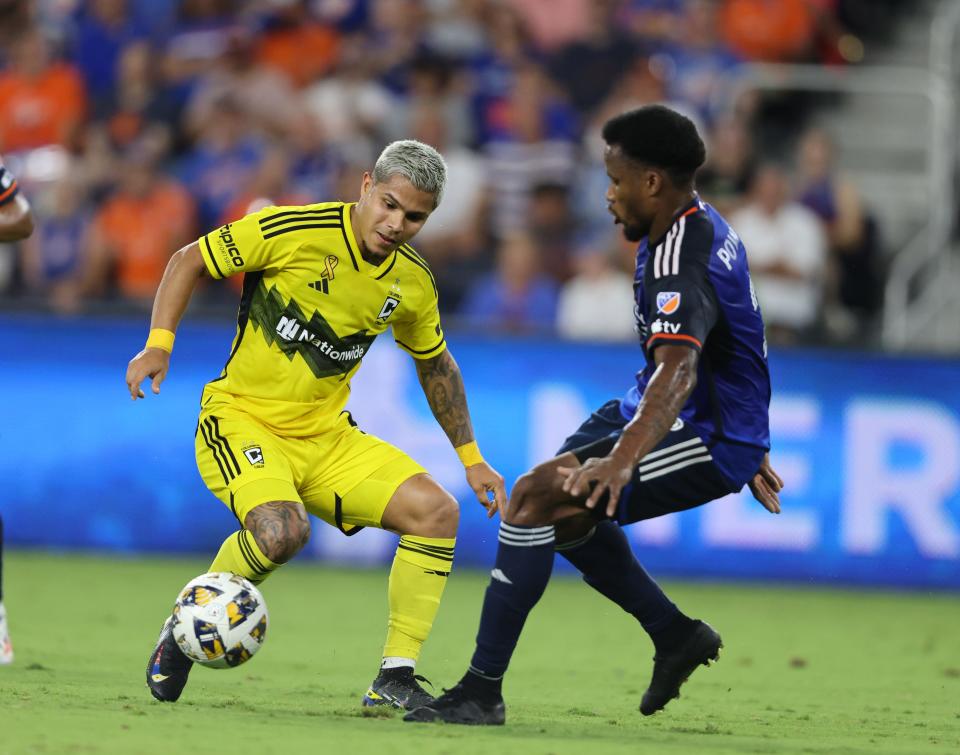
[414,348,474,448]
[414,349,507,516]
[559,344,698,516]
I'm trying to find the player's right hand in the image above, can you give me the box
[465,461,507,519]
[748,453,784,513]
[126,347,171,400]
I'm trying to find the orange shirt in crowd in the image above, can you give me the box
[720,0,817,62]
[256,23,340,88]
[0,63,86,151]
[95,180,195,300]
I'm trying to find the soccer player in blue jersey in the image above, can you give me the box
[406,105,784,725]
[0,155,35,665]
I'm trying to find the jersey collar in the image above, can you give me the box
[342,202,400,277]
[647,193,704,249]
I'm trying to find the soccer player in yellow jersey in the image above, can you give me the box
[126,140,507,709]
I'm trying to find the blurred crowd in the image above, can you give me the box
[0,0,890,346]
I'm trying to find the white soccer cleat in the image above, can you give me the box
[0,603,13,665]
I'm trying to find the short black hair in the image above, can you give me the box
[601,105,706,187]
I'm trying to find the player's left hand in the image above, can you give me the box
[749,453,784,514]
[557,454,633,518]
[465,461,507,519]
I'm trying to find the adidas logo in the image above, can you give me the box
[309,254,339,295]
[490,568,513,585]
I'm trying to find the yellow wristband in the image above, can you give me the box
[145,328,175,353]
[455,441,484,467]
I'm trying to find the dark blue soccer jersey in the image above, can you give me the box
[620,195,771,489]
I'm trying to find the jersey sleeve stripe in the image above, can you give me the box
[398,247,438,295]
[401,244,429,267]
[654,225,677,279]
[671,216,687,276]
[646,333,702,349]
[262,222,343,240]
[201,235,225,278]
[259,211,341,232]
[258,207,341,225]
[338,204,361,271]
[395,334,446,355]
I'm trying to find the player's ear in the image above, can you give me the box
[359,171,374,197]
[646,168,663,196]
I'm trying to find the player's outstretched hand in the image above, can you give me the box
[748,453,784,514]
[465,461,507,519]
[126,347,171,400]
[557,454,632,518]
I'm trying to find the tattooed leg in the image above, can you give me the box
[244,500,311,564]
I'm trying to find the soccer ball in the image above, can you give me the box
[171,572,268,669]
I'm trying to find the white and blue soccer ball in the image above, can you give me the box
[171,572,268,669]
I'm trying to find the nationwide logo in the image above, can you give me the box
[308,255,339,294]
[249,282,376,378]
[656,291,681,315]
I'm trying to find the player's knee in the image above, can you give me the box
[246,502,311,564]
[410,490,459,537]
[504,472,547,527]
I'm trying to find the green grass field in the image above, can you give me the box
[0,551,957,755]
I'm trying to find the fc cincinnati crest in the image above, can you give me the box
[656,291,681,315]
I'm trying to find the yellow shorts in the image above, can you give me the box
[195,406,426,531]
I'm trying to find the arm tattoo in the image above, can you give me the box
[244,501,310,563]
[415,349,474,448]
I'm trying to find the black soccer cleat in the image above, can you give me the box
[640,620,722,716]
[145,616,194,702]
[403,681,506,725]
[362,667,436,710]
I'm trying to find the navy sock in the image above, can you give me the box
[468,522,555,680]
[558,521,682,639]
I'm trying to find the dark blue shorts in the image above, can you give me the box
[556,399,736,525]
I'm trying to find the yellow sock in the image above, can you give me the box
[209,529,279,585]
[383,535,456,662]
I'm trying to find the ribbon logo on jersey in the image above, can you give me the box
[309,255,339,294]
[656,291,681,315]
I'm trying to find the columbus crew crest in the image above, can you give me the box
[377,278,402,322]
[242,444,264,467]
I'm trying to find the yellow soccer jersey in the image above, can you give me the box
[197,201,446,437]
